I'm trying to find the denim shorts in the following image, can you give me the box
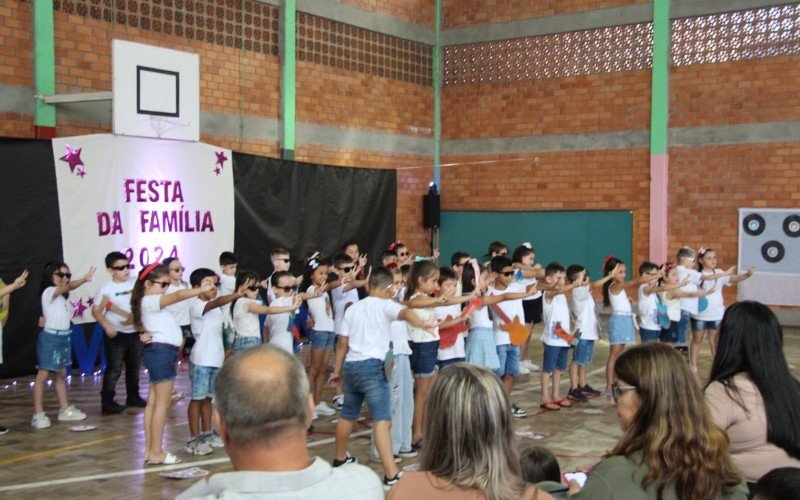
[309,329,336,350]
[409,340,439,378]
[341,358,391,422]
[542,344,569,373]
[691,319,720,331]
[232,335,261,354]
[495,343,520,377]
[660,321,680,344]
[639,328,660,343]
[608,314,635,345]
[189,362,219,400]
[142,343,179,383]
[437,357,465,369]
[36,329,72,371]
[571,339,595,367]
[677,310,692,345]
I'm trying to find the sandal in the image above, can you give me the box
[146,452,182,465]
[554,399,572,408]
[539,401,560,411]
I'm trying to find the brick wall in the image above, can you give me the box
[0,0,33,137]
[443,0,649,29]
[338,0,435,27]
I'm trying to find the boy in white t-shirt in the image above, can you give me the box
[263,248,303,305]
[330,253,366,410]
[218,252,238,348]
[434,267,469,368]
[328,267,435,490]
[92,251,145,414]
[487,256,538,419]
[185,268,253,456]
[565,264,614,403]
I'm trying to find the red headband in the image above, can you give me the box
[387,241,403,252]
[663,262,677,273]
[139,262,160,281]
[604,255,614,266]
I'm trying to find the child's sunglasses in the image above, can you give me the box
[276,285,295,293]
[110,265,129,271]
[149,280,170,288]
[500,271,515,277]
[273,258,290,264]
[247,285,259,291]
[54,272,72,279]
[338,266,355,272]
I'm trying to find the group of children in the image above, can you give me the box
[0,238,753,480]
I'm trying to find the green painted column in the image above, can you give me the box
[433,0,442,187]
[280,0,296,160]
[33,0,56,137]
[649,0,670,262]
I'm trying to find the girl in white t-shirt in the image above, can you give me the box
[433,268,470,368]
[690,248,754,372]
[131,263,213,465]
[657,263,714,359]
[512,244,546,374]
[230,270,302,354]
[32,262,95,429]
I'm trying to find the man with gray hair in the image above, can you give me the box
[177,344,383,499]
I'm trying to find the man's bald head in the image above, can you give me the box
[215,345,310,447]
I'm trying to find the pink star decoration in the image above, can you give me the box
[76,168,86,178]
[214,167,221,176]
[70,299,88,319]
[59,145,84,173]
[215,150,228,168]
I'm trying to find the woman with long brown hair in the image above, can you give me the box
[388,363,551,500]
[571,342,746,499]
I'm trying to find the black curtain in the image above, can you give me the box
[232,152,397,278]
[0,139,63,377]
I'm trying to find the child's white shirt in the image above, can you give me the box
[542,293,571,347]
[189,298,225,368]
[570,285,598,340]
[638,284,660,331]
[693,269,731,321]
[306,285,335,332]
[487,283,525,346]
[233,298,261,338]
[41,286,71,331]
[266,296,294,354]
[141,295,183,347]
[340,297,404,362]
[94,278,137,333]
[164,282,192,326]
[434,303,465,361]
[677,265,701,314]
[331,284,359,334]
[406,295,439,343]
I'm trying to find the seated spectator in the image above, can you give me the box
[177,344,383,499]
[521,446,569,497]
[705,301,800,490]
[569,342,747,499]
[388,363,552,500]
[752,467,800,500]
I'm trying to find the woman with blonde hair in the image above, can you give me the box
[571,342,747,499]
[388,363,551,500]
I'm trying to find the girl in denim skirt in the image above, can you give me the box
[32,261,95,430]
[131,263,214,465]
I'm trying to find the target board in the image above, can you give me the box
[738,208,800,306]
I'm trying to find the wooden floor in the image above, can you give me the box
[0,325,797,499]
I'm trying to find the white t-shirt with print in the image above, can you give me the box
[677,265,702,314]
[42,286,71,331]
[542,293,571,347]
[341,297,404,362]
[190,298,225,368]
[638,284,660,331]
[570,285,598,341]
[164,282,191,326]
[487,284,525,346]
[435,303,466,361]
[306,285,335,332]
[141,295,183,346]
[233,298,261,338]
[693,270,731,321]
[266,295,294,354]
[94,278,136,333]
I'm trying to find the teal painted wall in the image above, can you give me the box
[440,211,633,279]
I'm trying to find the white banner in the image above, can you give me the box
[52,134,234,323]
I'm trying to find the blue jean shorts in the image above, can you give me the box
[639,328,660,343]
[495,343,520,377]
[660,321,680,344]
[310,329,336,350]
[409,340,439,378]
[691,319,720,331]
[341,358,391,422]
[608,314,635,345]
[232,335,261,354]
[36,329,72,371]
[542,344,569,373]
[142,343,179,384]
[571,339,595,367]
[189,362,219,400]
[437,357,465,369]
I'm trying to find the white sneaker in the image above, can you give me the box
[332,394,344,410]
[518,365,531,375]
[529,362,541,372]
[315,402,336,416]
[202,429,225,448]
[185,436,213,456]
[57,405,87,421]
[312,410,319,420]
[31,412,51,429]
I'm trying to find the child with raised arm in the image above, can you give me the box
[0,269,28,433]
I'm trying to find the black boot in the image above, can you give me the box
[102,401,126,414]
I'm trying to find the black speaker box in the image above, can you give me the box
[423,194,440,228]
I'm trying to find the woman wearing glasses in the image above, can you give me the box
[570,342,747,499]
[705,301,800,491]
[31,261,95,430]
